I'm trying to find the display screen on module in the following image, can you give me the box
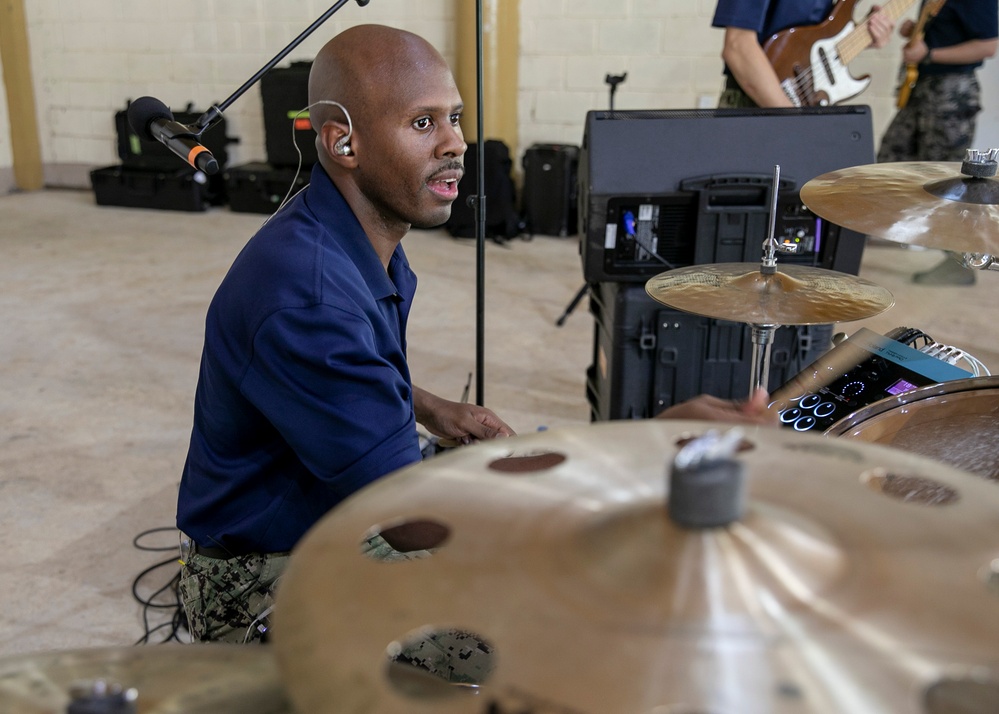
[771,328,973,433]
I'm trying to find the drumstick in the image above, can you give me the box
[436,372,475,449]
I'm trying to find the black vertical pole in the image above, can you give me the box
[474,0,486,406]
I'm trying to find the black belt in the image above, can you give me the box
[190,541,291,560]
[192,542,240,559]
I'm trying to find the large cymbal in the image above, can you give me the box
[645,263,894,325]
[0,645,291,713]
[272,421,999,714]
[801,161,999,255]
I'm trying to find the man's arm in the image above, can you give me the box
[903,37,998,66]
[413,385,516,444]
[655,389,779,426]
[722,27,795,107]
[721,8,893,107]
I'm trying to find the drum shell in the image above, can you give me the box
[825,376,999,482]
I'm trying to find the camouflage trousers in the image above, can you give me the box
[878,73,982,163]
[177,534,495,684]
[718,86,758,109]
[178,547,291,643]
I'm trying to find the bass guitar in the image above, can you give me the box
[896,0,947,109]
[763,0,916,106]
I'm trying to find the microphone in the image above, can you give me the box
[356,0,370,5]
[127,96,220,175]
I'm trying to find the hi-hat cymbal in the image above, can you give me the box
[645,263,894,325]
[272,421,999,714]
[0,645,291,713]
[801,161,999,255]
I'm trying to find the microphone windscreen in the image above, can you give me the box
[127,96,174,140]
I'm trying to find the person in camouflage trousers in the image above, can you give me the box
[175,22,514,647]
[877,0,998,286]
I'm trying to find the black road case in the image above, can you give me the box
[225,162,310,214]
[90,164,224,212]
[586,281,832,420]
[521,143,579,237]
[260,62,316,167]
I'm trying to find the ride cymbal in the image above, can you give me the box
[0,645,291,714]
[800,161,999,255]
[272,421,999,714]
[645,262,894,325]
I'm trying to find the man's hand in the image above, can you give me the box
[654,389,778,426]
[867,6,895,49]
[902,37,930,64]
[413,386,515,445]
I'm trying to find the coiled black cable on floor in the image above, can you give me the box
[131,527,189,644]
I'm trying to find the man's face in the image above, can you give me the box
[352,62,466,231]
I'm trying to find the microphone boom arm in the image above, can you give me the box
[192,0,365,137]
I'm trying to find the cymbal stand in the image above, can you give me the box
[749,323,777,396]
[748,164,786,397]
[963,252,999,272]
[957,149,999,273]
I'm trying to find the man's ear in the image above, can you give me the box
[319,121,355,163]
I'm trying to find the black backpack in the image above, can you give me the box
[445,140,522,240]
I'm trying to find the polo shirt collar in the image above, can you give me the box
[304,164,411,302]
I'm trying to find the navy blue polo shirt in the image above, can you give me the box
[177,164,422,554]
[922,0,998,75]
[712,0,832,41]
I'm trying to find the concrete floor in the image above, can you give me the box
[1,188,997,660]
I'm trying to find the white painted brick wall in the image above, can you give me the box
[7,0,460,181]
[2,0,989,187]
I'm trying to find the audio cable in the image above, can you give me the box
[131,527,189,644]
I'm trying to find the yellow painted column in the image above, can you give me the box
[455,0,519,153]
[0,0,44,190]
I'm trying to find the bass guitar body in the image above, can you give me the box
[763,0,871,106]
[896,64,919,109]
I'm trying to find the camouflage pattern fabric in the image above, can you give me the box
[360,533,496,684]
[388,628,495,685]
[878,73,982,162]
[178,533,495,684]
[178,550,290,643]
[718,86,758,109]
[359,531,436,562]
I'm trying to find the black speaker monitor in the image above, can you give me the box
[578,107,875,282]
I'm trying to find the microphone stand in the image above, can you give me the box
[473,0,487,406]
[188,0,368,138]
[555,72,628,329]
